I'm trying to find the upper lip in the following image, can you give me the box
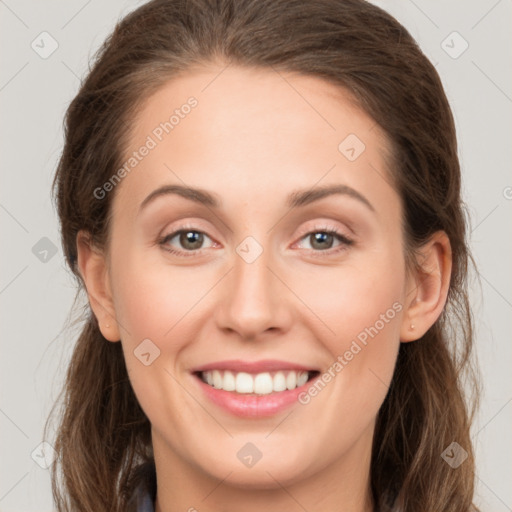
[191,359,320,374]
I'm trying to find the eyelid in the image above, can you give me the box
[294,220,352,240]
[291,222,354,254]
[158,222,218,251]
[157,219,355,257]
[157,219,215,243]
[159,219,350,242]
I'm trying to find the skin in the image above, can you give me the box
[77,64,452,512]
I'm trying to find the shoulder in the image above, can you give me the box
[132,485,155,512]
[125,460,157,512]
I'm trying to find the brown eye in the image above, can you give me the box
[309,231,336,250]
[159,227,215,256]
[176,230,204,250]
[298,229,353,254]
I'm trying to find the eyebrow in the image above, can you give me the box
[138,183,375,214]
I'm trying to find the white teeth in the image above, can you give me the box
[254,373,273,395]
[235,372,254,393]
[286,371,297,390]
[212,370,222,389]
[200,370,311,394]
[273,371,287,392]
[223,370,236,391]
[296,371,308,387]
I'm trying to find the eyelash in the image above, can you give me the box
[157,224,354,258]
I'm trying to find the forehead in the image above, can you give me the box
[112,65,398,220]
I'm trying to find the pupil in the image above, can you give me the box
[181,231,203,249]
[177,231,333,251]
[312,232,332,250]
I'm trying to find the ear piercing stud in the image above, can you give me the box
[409,324,415,330]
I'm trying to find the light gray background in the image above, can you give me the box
[1,1,511,511]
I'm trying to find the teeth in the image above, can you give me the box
[273,371,287,392]
[254,373,272,395]
[200,370,311,394]
[236,372,254,393]
[286,371,296,390]
[212,370,223,389]
[223,371,236,391]
[297,371,308,387]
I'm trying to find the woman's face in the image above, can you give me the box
[99,66,415,491]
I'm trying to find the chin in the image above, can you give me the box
[200,450,314,489]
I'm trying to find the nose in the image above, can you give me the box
[214,242,293,341]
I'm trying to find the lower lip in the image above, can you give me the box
[193,373,319,418]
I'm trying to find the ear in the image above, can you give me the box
[76,230,121,342]
[400,230,452,342]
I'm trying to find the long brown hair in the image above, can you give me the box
[46,0,481,510]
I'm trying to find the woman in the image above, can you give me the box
[46,0,481,510]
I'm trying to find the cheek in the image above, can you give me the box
[320,281,401,390]
[293,250,404,342]
[296,250,404,406]
[110,252,205,421]
[111,249,210,344]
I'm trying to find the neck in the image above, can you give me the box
[152,425,375,512]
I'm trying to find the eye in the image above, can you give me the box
[295,226,354,255]
[157,224,354,258]
[158,226,216,257]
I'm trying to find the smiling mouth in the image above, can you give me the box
[194,369,320,395]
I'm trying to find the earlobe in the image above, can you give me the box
[400,231,452,343]
[76,230,121,342]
